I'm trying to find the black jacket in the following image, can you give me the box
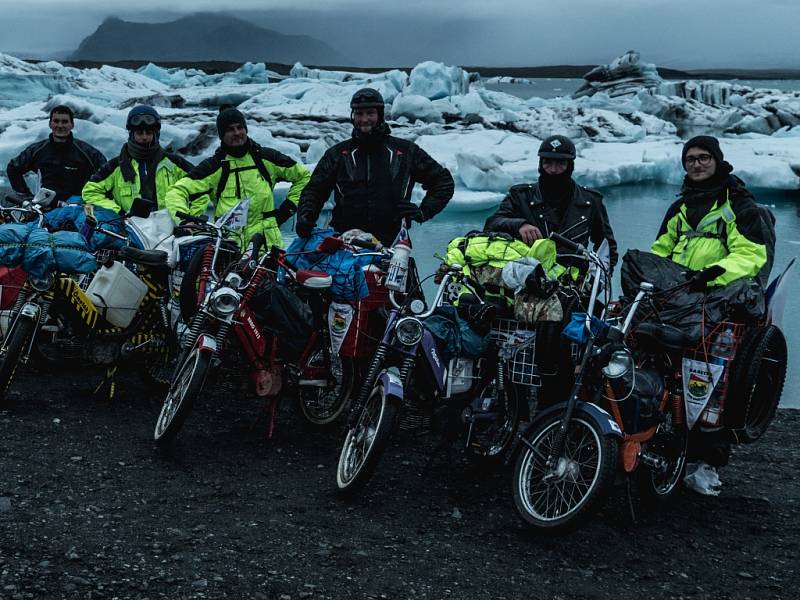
[296,126,454,245]
[484,181,618,269]
[5,134,107,203]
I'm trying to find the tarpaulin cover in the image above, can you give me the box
[284,228,383,301]
[0,223,97,278]
[423,305,489,362]
[620,250,764,339]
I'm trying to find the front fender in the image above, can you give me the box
[19,302,41,321]
[377,370,404,403]
[524,401,623,439]
[195,334,218,355]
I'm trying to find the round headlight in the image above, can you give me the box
[209,286,240,316]
[601,349,633,379]
[395,317,423,346]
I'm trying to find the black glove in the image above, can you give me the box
[296,218,315,238]
[130,197,155,218]
[397,202,424,223]
[685,265,726,293]
[524,264,558,298]
[274,200,297,226]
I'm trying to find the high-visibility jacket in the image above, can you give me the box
[651,180,767,287]
[82,149,193,213]
[165,141,310,249]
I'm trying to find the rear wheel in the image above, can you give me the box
[0,316,36,406]
[336,379,398,497]
[637,419,688,503]
[725,325,787,443]
[154,346,211,457]
[297,344,355,428]
[512,410,618,533]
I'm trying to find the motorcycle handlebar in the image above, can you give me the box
[549,232,583,255]
[175,211,209,224]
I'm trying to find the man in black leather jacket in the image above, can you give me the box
[484,135,618,270]
[5,105,107,205]
[296,88,454,245]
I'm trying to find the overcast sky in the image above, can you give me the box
[3,0,799,69]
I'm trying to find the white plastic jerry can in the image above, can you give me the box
[85,261,149,328]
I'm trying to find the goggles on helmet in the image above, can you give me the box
[128,113,159,128]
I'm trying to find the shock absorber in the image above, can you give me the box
[348,344,389,422]
[671,391,684,426]
[214,321,232,358]
[182,313,207,351]
[197,245,214,305]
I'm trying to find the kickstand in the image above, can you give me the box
[626,476,638,525]
[92,366,118,401]
[262,397,278,440]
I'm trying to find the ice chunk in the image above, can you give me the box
[405,61,472,100]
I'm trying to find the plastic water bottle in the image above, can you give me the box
[385,239,411,292]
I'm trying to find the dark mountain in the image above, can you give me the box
[70,14,350,65]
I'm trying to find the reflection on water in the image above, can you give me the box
[410,183,799,408]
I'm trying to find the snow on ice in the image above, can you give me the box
[1,52,799,200]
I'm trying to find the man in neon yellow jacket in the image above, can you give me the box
[651,136,767,292]
[165,106,310,249]
[83,106,194,216]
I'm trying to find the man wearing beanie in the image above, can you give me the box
[651,135,768,290]
[166,105,310,250]
[83,105,194,216]
[295,87,454,245]
[484,134,618,270]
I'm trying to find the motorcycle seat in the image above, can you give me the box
[296,269,332,289]
[119,246,169,267]
[634,322,699,351]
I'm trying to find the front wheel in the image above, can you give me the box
[336,379,398,497]
[512,410,618,533]
[297,345,355,428]
[153,346,211,456]
[0,316,37,406]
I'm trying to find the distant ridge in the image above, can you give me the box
[70,13,350,65]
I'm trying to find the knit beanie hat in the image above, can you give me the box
[216,106,247,139]
[681,135,724,169]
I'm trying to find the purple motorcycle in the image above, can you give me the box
[335,243,535,496]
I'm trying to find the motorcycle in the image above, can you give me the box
[0,196,175,406]
[153,214,359,455]
[335,233,535,497]
[511,234,791,533]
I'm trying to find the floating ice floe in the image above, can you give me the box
[1,52,799,208]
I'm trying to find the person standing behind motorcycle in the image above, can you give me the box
[82,106,195,217]
[165,106,311,249]
[295,88,454,245]
[651,135,767,292]
[483,134,618,271]
[651,136,769,491]
[5,105,106,206]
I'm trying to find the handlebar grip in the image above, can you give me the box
[549,232,583,254]
[175,211,209,224]
[249,233,266,258]
[3,193,27,207]
[349,238,380,251]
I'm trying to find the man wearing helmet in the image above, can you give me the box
[295,87,454,245]
[83,105,194,216]
[6,105,106,206]
[484,134,617,269]
[166,106,310,250]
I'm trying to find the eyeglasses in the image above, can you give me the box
[684,154,713,166]
[128,113,159,127]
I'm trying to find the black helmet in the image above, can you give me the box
[126,105,161,131]
[538,135,576,160]
[350,88,385,110]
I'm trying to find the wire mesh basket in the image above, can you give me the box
[490,318,540,387]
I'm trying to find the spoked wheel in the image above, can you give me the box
[336,379,398,497]
[637,419,688,502]
[467,376,522,460]
[297,345,355,428]
[153,346,211,457]
[0,316,36,406]
[513,410,618,533]
[726,325,787,443]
